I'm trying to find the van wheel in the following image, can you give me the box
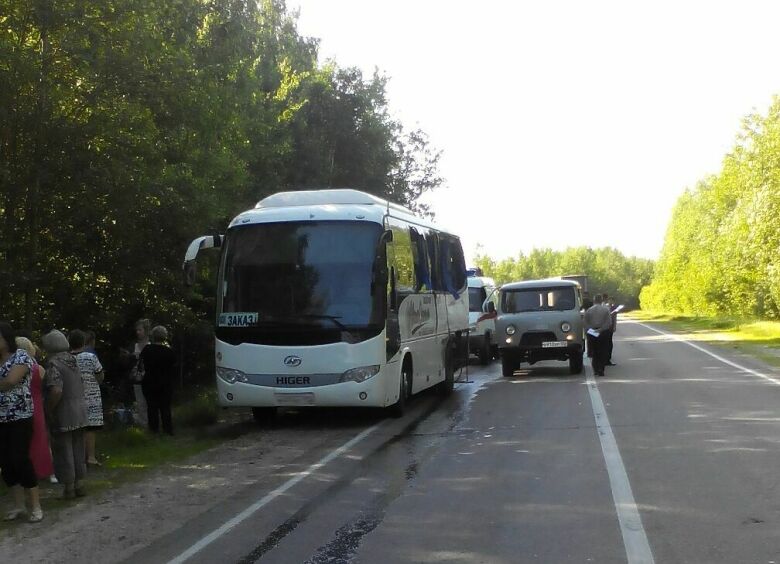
[389,362,412,418]
[252,407,277,425]
[478,334,491,365]
[569,353,583,375]
[501,357,516,377]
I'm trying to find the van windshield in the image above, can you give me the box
[216,221,385,345]
[502,287,576,313]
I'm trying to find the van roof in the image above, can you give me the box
[500,278,580,291]
[467,276,496,288]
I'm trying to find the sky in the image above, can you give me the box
[288,0,780,263]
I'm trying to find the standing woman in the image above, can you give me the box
[0,322,43,523]
[15,337,55,482]
[139,326,177,435]
[130,319,150,426]
[68,330,104,466]
[42,330,88,498]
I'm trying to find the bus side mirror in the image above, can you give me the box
[485,302,496,314]
[380,229,393,244]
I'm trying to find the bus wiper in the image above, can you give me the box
[294,314,357,341]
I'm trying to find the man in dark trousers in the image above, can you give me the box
[603,293,617,366]
[584,294,613,376]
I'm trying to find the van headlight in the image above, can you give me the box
[561,322,572,332]
[216,367,249,384]
[339,365,380,383]
[506,325,516,336]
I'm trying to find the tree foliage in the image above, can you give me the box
[474,247,654,308]
[0,0,442,366]
[641,97,780,318]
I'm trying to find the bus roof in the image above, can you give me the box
[255,188,409,214]
[228,189,450,234]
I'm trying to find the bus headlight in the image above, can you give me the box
[561,322,572,332]
[340,365,380,383]
[216,367,249,384]
[506,325,516,336]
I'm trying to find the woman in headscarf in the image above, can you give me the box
[0,322,43,522]
[15,337,55,482]
[42,330,89,499]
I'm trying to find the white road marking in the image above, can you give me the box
[637,322,780,387]
[586,365,655,564]
[167,423,382,564]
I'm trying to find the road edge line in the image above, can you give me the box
[586,365,655,564]
[166,423,382,564]
[637,322,780,387]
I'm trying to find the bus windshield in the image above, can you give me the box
[217,221,385,345]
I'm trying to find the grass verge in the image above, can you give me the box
[626,310,780,367]
[0,388,250,530]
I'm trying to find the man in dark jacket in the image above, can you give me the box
[584,295,612,376]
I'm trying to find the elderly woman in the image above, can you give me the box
[139,325,177,435]
[0,322,43,523]
[42,330,89,498]
[69,330,104,466]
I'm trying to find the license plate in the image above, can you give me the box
[218,312,258,327]
[274,392,315,406]
[541,341,567,348]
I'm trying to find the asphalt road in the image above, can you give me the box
[126,319,780,564]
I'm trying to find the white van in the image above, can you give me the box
[467,276,498,364]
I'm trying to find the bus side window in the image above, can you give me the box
[410,227,432,292]
[391,224,415,295]
[439,235,467,296]
[426,232,443,292]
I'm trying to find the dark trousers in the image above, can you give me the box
[0,417,38,489]
[145,389,173,435]
[605,329,614,362]
[587,333,609,375]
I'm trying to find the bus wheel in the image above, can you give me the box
[439,346,455,396]
[389,362,411,418]
[252,407,277,425]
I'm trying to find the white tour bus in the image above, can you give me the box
[183,189,468,420]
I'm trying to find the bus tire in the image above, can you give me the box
[439,346,455,396]
[252,407,276,425]
[389,360,412,418]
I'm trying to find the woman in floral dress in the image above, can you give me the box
[68,330,104,466]
[0,322,43,522]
